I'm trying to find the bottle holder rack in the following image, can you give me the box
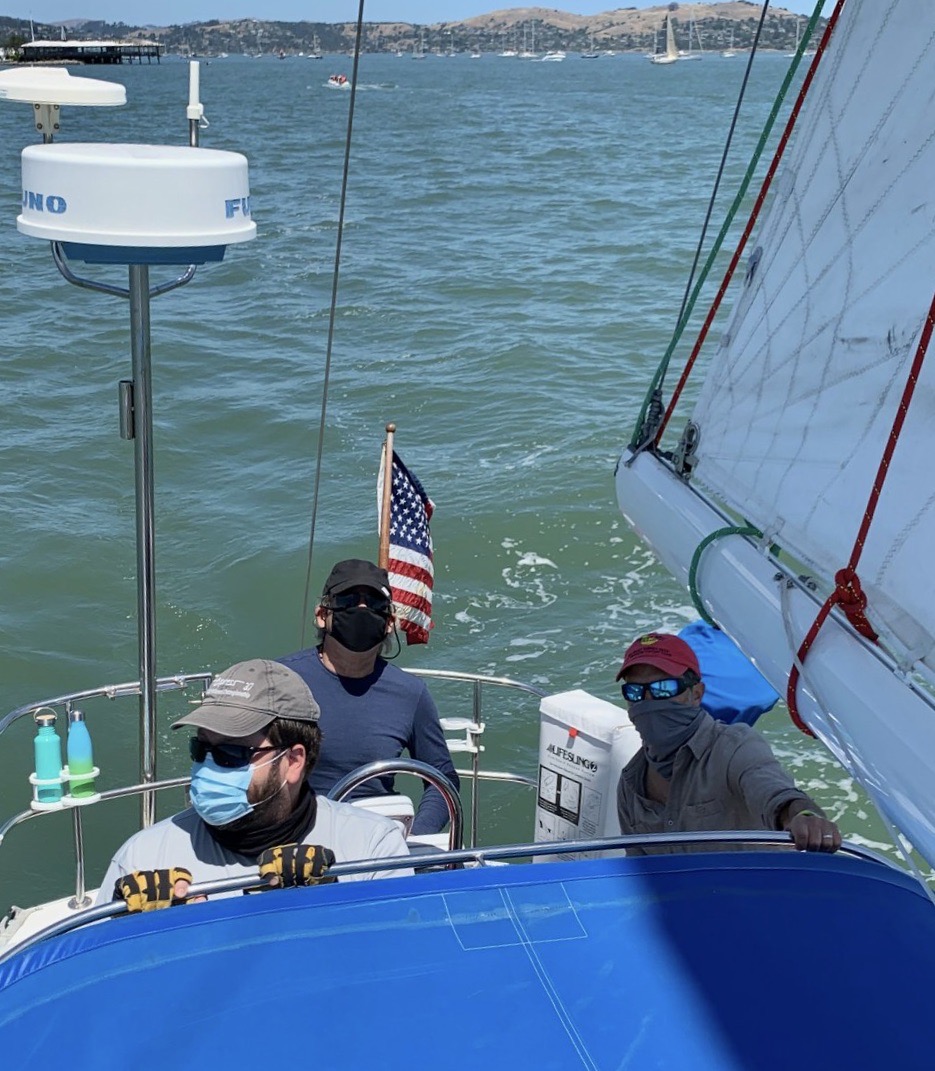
[29,766,102,811]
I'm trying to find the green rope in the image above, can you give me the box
[689,525,764,626]
[630,1,826,450]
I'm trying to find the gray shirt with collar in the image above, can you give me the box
[616,712,807,854]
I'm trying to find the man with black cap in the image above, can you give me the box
[98,659,411,910]
[279,558,459,837]
[616,632,841,854]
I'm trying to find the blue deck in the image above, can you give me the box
[1,851,933,1069]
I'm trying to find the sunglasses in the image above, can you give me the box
[621,674,697,703]
[189,737,282,769]
[326,591,392,614]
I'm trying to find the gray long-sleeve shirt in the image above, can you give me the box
[617,713,807,854]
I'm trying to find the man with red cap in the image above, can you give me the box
[615,632,841,853]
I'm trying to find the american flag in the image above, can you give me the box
[378,450,435,644]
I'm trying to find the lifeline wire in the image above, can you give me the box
[298,1,367,648]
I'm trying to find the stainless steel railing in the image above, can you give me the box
[0,668,544,908]
[0,830,898,969]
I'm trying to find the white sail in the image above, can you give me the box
[690,1,935,672]
[619,0,935,866]
[649,15,680,65]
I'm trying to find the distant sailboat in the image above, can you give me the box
[413,29,426,59]
[310,33,323,59]
[649,14,679,65]
[519,22,537,59]
[721,27,737,58]
[680,16,703,60]
[582,32,599,59]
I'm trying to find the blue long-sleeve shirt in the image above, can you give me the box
[278,647,460,835]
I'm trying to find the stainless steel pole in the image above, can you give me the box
[128,263,158,828]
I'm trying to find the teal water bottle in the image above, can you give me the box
[66,709,95,798]
[34,712,64,804]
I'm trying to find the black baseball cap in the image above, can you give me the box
[321,559,391,600]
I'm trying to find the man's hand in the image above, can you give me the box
[258,843,337,888]
[784,806,842,852]
[114,868,194,912]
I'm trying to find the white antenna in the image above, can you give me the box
[186,60,208,146]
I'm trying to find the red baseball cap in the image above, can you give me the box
[616,632,701,681]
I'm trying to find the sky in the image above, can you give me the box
[10,2,819,28]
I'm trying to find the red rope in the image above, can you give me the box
[656,1,846,444]
[787,293,935,734]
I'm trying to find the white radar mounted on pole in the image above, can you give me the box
[19,142,256,265]
[1,62,255,819]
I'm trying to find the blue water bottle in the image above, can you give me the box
[67,709,96,799]
[33,712,64,804]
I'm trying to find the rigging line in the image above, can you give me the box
[629,0,774,453]
[630,0,833,455]
[298,2,367,649]
[787,288,935,731]
[671,1,769,351]
[654,0,840,445]
[778,580,935,911]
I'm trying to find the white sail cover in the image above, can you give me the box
[691,1,935,670]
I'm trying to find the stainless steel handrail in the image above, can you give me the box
[0,830,898,968]
[0,673,212,737]
[1,668,544,908]
[403,667,544,846]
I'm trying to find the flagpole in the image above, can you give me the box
[378,422,395,569]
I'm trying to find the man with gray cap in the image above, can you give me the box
[98,659,411,910]
[279,558,458,837]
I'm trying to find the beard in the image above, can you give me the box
[222,759,290,835]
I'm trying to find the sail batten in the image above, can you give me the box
[690,1,935,667]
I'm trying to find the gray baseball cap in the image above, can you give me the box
[172,659,320,738]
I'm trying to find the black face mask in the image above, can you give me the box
[328,606,388,653]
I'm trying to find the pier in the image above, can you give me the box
[20,40,163,65]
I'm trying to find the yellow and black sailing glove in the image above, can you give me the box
[258,843,337,888]
[114,867,193,912]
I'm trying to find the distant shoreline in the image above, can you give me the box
[1,5,822,60]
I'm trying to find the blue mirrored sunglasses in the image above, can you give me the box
[621,674,695,703]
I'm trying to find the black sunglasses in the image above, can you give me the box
[621,674,697,703]
[189,737,282,769]
[326,591,392,613]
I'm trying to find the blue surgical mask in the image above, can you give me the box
[189,750,285,828]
